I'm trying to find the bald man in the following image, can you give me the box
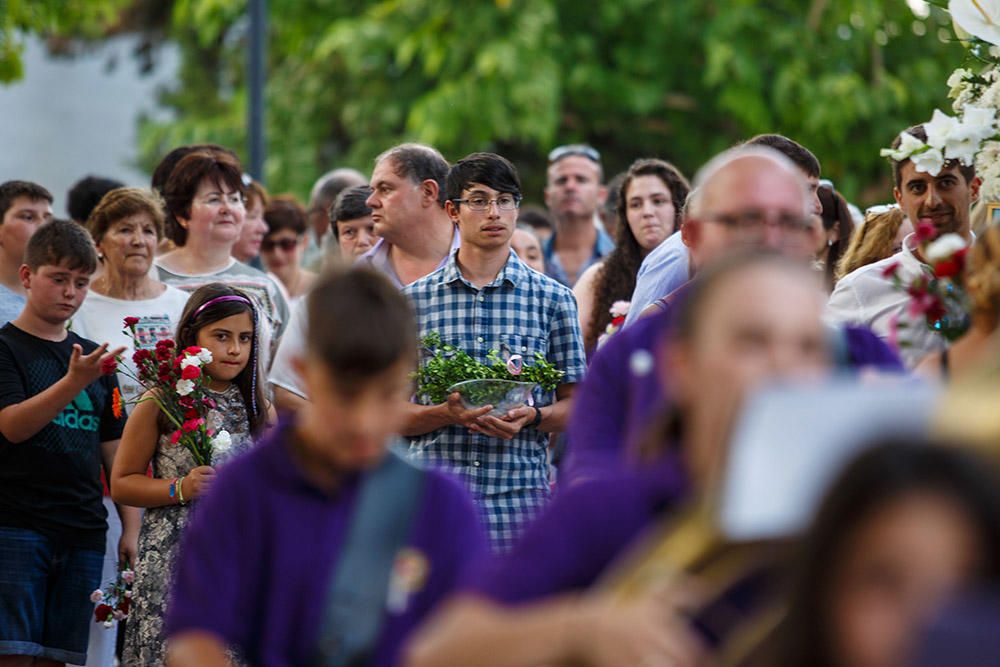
[562,143,902,484]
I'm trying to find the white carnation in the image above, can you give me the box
[609,300,631,318]
[175,379,195,396]
[210,429,232,453]
[179,356,202,370]
[196,348,213,364]
[925,233,968,262]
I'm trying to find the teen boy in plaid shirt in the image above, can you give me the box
[402,153,586,551]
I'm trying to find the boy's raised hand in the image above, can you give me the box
[67,342,127,387]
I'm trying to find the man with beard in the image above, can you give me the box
[828,123,980,368]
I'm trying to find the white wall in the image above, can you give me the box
[0,35,179,217]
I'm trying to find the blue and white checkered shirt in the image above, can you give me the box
[403,249,586,549]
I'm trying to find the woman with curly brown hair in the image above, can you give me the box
[572,159,690,355]
[916,224,1000,381]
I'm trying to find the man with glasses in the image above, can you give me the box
[401,153,586,551]
[543,144,614,287]
[626,134,825,325]
[561,145,902,484]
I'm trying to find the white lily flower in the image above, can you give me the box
[175,379,195,396]
[925,233,968,262]
[911,146,946,175]
[881,131,927,162]
[923,109,959,151]
[962,104,998,133]
[945,121,988,165]
[950,0,1000,46]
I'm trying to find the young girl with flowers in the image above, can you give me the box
[110,283,272,665]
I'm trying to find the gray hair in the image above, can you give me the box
[373,143,449,206]
[309,168,367,210]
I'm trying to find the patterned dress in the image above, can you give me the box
[122,384,253,666]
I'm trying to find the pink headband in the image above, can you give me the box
[193,294,253,319]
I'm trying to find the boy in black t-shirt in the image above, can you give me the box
[0,219,139,665]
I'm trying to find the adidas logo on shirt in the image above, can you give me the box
[52,390,99,432]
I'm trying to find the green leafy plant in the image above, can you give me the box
[413,331,565,405]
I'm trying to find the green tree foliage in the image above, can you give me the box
[0,0,130,82]
[9,0,968,206]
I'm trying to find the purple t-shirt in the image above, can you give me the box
[165,421,488,666]
[561,293,905,484]
[467,453,689,602]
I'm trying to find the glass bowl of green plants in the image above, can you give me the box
[445,378,537,417]
[413,332,565,416]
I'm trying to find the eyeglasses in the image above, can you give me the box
[702,211,815,237]
[261,238,299,252]
[196,193,245,209]
[547,144,601,164]
[452,194,522,211]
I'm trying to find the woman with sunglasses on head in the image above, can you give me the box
[261,197,316,304]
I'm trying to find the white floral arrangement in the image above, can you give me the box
[939,0,1000,200]
[880,106,999,176]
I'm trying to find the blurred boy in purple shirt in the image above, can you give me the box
[166,266,486,666]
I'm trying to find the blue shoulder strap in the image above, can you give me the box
[827,323,851,369]
[311,451,426,667]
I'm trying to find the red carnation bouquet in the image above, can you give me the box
[109,317,232,466]
[885,225,971,346]
[91,560,134,628]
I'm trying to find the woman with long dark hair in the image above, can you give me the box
[573,159,689,354]
[816,184,855,292]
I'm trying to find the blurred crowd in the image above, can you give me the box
[1,122,1000,667]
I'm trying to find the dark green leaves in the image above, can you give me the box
[412,331,565,405]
